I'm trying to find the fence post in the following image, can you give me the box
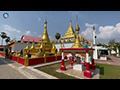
[25,55,29,67]
[44,54,46,63]
[17,54,20,63]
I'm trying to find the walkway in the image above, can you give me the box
[95,55,120,66]
[0,56,58,79]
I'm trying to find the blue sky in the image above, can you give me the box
[0,11,120,45]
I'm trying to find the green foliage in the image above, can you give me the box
[96,64,120,79]
[55,33,61,40]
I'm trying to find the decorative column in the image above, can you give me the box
[116,47,119,57]
[60,52,66,71]
[90,51,96,70]
[84,50,92,78]
[71,56,74,66]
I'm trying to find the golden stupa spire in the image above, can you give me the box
[72,16,83,48]
[42,19,50,43]
[62,19,75,39]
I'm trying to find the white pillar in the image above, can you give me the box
[93,31,95,45]
[116,47,119,57]
[93,46,98,59]
[62,52,64,59]
[86,52,89,63]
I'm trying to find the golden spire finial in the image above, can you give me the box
[70,18,72,26]
[25,40,30,49]
[72,17,83,48]
[42,19,50,43]
[75,15,80,32]
[31,40,35,49]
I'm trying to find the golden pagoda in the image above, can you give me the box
[71,22,83,48]
[35,20,55,57]
[61,19,75,40]
[40,20,52,54]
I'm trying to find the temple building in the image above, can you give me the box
[9,35,42,52]
[55,19,92,50]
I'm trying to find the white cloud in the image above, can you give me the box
[3,24,21,33]
[38,17,41,21]
[25,30,31,35]
[81,23,120,43]
[85,23,98,28]
[38,34,42,38]
[81,27,93,41]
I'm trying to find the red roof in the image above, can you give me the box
[0,47,4,49]
[20,35,42,43]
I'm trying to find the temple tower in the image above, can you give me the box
[39,20,52,54]
[61,19,75,41]
[72,22,83,48]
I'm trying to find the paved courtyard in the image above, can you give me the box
[95,55,120,66]
[0,56,57,79]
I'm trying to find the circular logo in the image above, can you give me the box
[3,13,9,19]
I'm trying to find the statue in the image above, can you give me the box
[84,40,89,48]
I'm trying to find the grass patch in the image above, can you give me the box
[38,61,120,79]
[38,61,77,79]
[96,64,120,79]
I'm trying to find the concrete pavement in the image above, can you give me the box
[0,56,58,79]
[95,55,120,66]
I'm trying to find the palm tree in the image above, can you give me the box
[0,32,7,45]
[5,36,10,45]
[55,33,61,43]
[55,33,61,40]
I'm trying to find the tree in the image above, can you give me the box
[5,36,10,45]
[114,42,120,56]
[0,32,7,45]
[108,39,116,47]
[55,33,61,40]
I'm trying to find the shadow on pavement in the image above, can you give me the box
[0,57,14,66]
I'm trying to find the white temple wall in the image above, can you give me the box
[12,42,37,52]
[55,42,74,51]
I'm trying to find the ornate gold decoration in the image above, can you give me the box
[25,55,29,67]
[72,22,83,48]
[62,19,75,39]
[51,43,57,54]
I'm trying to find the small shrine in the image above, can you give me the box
[59,21,96,78]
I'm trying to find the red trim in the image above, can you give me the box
[0,47,5,49]
[84,70,92,78]
[29,57,44,66]
[0,52,5,57]
[60,48,95,51]
[19,57,25,65]
[46,56,56,62]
